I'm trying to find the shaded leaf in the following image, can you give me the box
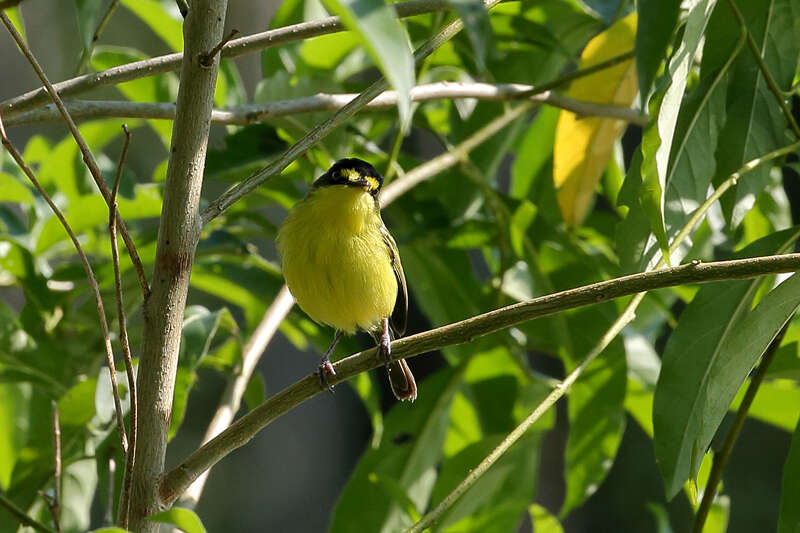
[635,0,681,107]
[446,0,493,72]
[654,228,800,497]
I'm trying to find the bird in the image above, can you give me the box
[276,157,417,401]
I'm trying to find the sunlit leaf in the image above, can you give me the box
[553,12,638,226]
[119,0,183,51]
[779,418,800,533]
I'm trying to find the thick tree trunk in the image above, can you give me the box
[127,1,227,531]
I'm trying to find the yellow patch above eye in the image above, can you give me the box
[341,168,360,181]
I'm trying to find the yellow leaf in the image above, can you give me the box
[553,13,638,226]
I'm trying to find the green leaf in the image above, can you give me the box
[60,378,97,427]
[5,7,25,42]
[170,307,236,439]
[0,172,35,205]
[638,0,716,265]
[330,367,462,533]
[653,228,800,497]
[510,106,559,201]
[529,504,564,533]
[635,0,681,107]
[90,528,132,532]
[119,0,183,51]
[74,0,104,54]
[0,383,30,490]
[709,0,800,227]
[149,507,208,533]
[242,372,266,411]
[320,0,415,130]
[779,418,800,533]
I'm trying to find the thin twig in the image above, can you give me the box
[105,449,116,525]
[4,84,646,127]
[0,492,56,533]
[0,11,150,298]
[159,252,800,505]
[110,125,137,529]
[46,401,62,533]
[520,50,636,97]
[0,0,467,118]
[726,0,800,139]
[403,140,800,532]
[0,114,129,459]
[200,0,506,225]
[200,29,239,67]
[691,323,788,533]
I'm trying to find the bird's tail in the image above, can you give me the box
[386,359,417,402]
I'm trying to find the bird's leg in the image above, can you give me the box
[376,318,392,363]
[318,330,343,392]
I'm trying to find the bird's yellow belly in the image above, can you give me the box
[277,187,397,334]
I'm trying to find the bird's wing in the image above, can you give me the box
[381,224,407,336]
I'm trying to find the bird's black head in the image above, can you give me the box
[313,158,384,196]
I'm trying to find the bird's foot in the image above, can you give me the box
[376,318,392,365]
[318,356,336,394]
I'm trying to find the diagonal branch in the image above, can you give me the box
[0,0,463,118]
[0,11,150,298]
[3,85,646,127]
[159,252,800,506]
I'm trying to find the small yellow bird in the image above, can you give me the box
[276,158,417,401]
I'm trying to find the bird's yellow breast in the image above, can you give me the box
[276,185,397,334]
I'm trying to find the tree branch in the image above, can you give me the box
[0,0,462,118]
[159,252,800,505]
[127,0,227,530]
[3,84,645,127]
[0,11,150,298]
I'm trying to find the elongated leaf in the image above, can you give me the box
[638,0,716,263]
[553,12,638,226]
[320,0,415,129]
[779,418,800,533]
[74,0,104,54]
[635,0,681,107]
[654,228,800,497]
[709,0,800,227]
[0,383,29,490]
[150,507,207,533]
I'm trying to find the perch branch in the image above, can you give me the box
[404,139,800,532]
[159,252,800,505]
